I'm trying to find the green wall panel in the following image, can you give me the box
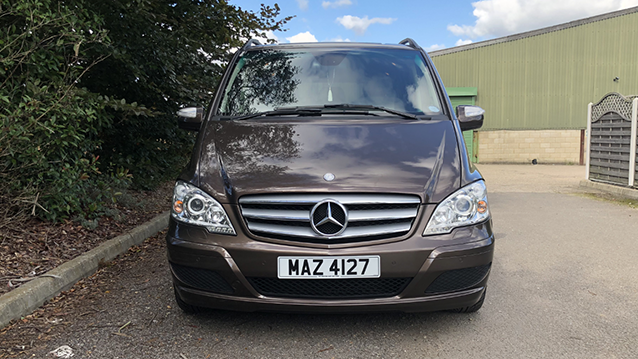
[449,92,477,163]
[432,10,638,131]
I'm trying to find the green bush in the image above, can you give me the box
[80,0,292,189]
[0,0,114,221]
[0,0,292,223]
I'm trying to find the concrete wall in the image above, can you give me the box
[477,130,582,164]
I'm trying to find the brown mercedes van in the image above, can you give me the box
[167,38,493,313]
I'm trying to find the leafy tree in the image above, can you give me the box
[82,0,293,189]
[0,0,292,223]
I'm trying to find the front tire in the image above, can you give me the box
[174,287,201,314]
[448,289,486,313]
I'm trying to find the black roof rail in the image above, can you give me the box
[399,38,420,50]
[242,39,262,50]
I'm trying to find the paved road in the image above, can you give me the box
[3,165,638,358]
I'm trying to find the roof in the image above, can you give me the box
[429,6,638,57]
[245,41,416,51]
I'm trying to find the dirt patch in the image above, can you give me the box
[0,182,172,296]
[574,191,638,209]
[0,231,168,358]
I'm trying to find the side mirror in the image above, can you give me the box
[177,107,204,131]
[456,105,484,131]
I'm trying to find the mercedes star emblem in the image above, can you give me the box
[310,200,348,236]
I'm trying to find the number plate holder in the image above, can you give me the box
[277,256,381,279]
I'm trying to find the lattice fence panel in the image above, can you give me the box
[591,93,637,122]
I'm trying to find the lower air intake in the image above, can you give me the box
[247,277,411,299]
[425,264,491,294]
[171,263,234,294]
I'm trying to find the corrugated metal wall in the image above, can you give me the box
[431,11,638,131]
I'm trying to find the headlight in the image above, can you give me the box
[424,180,490,235]
[171,181,236,235]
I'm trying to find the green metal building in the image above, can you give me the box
[430,6,638,164]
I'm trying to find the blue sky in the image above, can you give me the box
[231,0,638,51]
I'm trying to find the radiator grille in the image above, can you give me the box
[239,194,420,243]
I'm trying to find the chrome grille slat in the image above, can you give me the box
[245,220,413,239]
[239,194,421,243]
[242,208,309,222]
[348,208,418,221]
[239,194,420,205]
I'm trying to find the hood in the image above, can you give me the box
[197,118,460,204]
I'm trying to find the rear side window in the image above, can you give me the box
[219,48,442,116]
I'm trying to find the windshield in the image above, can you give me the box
[219,47,442,117]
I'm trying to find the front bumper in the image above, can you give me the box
[167,215,494,313]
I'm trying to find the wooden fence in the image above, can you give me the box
[586,93,638,187]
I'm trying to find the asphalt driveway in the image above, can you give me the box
[2,164,638,358]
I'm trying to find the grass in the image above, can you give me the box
[576,191,638,209]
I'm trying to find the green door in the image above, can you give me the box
[447,88,478,163]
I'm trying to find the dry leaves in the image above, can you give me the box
[0,182,171,296]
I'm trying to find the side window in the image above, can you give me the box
[219,57,246,115]
[408,55,441,114]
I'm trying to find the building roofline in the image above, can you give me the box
[430,6,638,57]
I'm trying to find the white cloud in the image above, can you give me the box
[448,0,638,39]
[286,31,318,43]
[425,44,446,52]
[455,39,473,46]
[329,36,351,42]
[322,0,352,9]
[296,0,309,11]
[337,15,397,35]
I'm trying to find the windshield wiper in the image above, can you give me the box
[323,104,418,119]
[232,107,322,121]
[231,104,419,120]
[278,105,374,117]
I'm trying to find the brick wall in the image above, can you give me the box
[476,130,582,164]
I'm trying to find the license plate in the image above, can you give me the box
[277,256,380,279]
